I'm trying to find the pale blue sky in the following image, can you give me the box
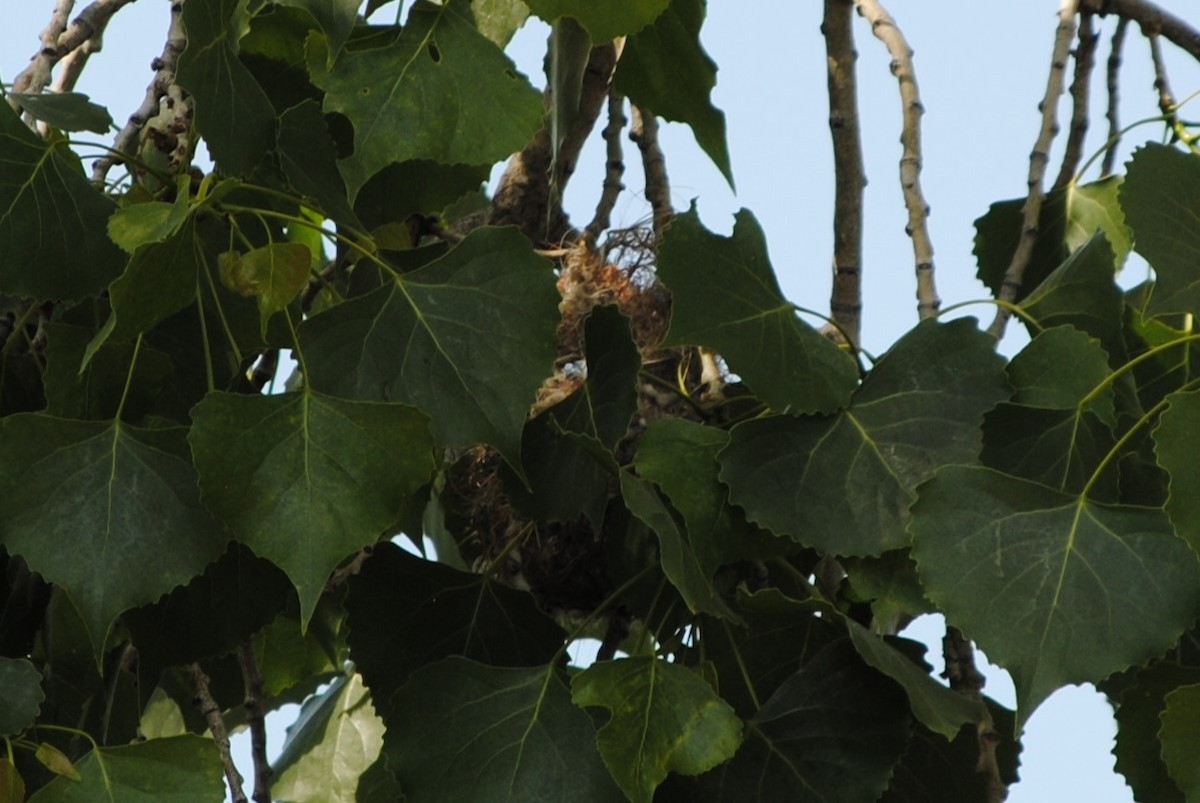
[5,1,1200,800]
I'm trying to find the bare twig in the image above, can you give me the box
[585,89,628,243]
[185,662,247,803]
[238,639,272,803]
[9,0,75,112]
[92,0,188,186]
[1083,0,1200,63]
[857,0,942,323]
[987,1,1079,340]
[822,0,865,348]
[1101,17,1129,175]
[943,626,1006,803]
[1053,11,1099,189]
[1149,33,1176,114]
[629,106,673,236]
[51,27,104,95]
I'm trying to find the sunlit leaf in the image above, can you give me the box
[472,0,532,46]
[309,0,543,200]
[658,206,859,414]
[721,319,1008,556]
[524,0,670,40]
[572,657,743,802]
[189,391,435,626]
[218,242,311,337]
[0,100,125,300]
[300,226,559,472]
[27,736,224,802]
[0,415,226,658]
[911,466,1200,722]
[381,657,622,802]
[0,657,43,736]
[0,757,25,803]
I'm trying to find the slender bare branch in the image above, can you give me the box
[92,0,188,186]
[1053,11,1099,189]
[185,662,247,803]
[822,0,865,348]
[987,2,1079,340]
[1083,0,1200,63]
[12,0,137,104]
[629,106,673,236]
[1102,17,1129,176]
[856,0,941,323]
[943,627,1006,803]
[9,0,75,111]
[585,89,628,243]
[238,639,272,803]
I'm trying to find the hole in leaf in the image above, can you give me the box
[428,42,441,62]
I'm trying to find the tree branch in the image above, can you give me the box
[856,0,942,323]
[987,1,1078,340]
[92,0,188,186]
[585,89,628,243]
[11,0,137,105]
[1083,0,1200,63]
[1053,10,1099,189]
[185,662,247,803]
[238,639,272,803]
[1101,17,1129,176]
[629,105,673,236]
[9,0,75,112]
[822,0,865,348]
[942,626,1006,803]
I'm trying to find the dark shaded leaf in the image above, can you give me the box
[1160,683,1200,799]
[721,319,1008,555]
[1112,661,1199,803]
[0,657,43,736]
[842,550,935,628]
[981,405,1116,498]
[278,99,363,229]
[1155,390,1200,554]
[9,92,112,134]
[523,0,670,40]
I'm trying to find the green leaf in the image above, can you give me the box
[26,735,224,802]
[1160,683,1200,800]
[381,657,622,802]
[344,543,564,705]
[352,161,489,230]
[554,305,641,449]
[106,190,190,254]
[1018,233,1125,362]
[277,0,361,56]
[0,415,226,658]
[301,226,559,472]
[218,242,311,337]
[1112,661,1200,803]
[278,99,363,229]
[673,639,910,803]
[189,391,435,626]
[0,100,125,300]
[572,657,743,802]
[10,91,113,134]
[1005,325,1115,421]
[619,471,740,622]
[658,206,858,414]
[911,466,1200,722]
[615,0,732,187]
[309,0,544,200]
[472,0,532,46]
[0,657,43,736]
[0,757,25,803]
[1156,390,1200,554]
[720,319,1009,556]
[842,551,936,628]
[177,0,277,174]
[524,0,670,40]
[273,674,385,803]
[1122,144,1200,318]
[975,175,1130,302]
[844,622,984,740]
[355,754,401,803]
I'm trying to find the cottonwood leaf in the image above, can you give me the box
[177,0,276,174]
[26,735,224,803]
[720,318,1008,556]
[1160,683,1200,800]
[0,415,226,659]
[105,184,190,253]
[273,674,385,803]
[473,0,532,46]
[277,0,360,55]
[189,391,434,626]
[0,758,24,803]
[555,305,641,449]
[572,657,743,802]
[1112,662,1200,803]
[842,551,936,627]
[524,0,670,40]
[0,100,125,300]
[218,242,311,337]
[0,657,43,736]
[381,657,622,802]
[1155,390,1200,554]
[1122,144,1200,318]
[300,226,559,473]
[278,99,363,229]
[981,404,1116,498]
[309,0,544,200]
[975,175,1130,301]
[9,91,112,133]
[344,543,564,704]
[670,639,910,803]
[616,0,732,187]
[620,471,740,622]
[658,206,858,414]
[1005,325,1115,421]
[911,466,1200,723]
